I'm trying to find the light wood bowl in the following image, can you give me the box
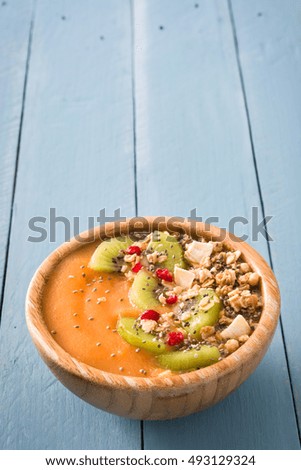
[26,218,280,420]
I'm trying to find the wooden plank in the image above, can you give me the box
[230,0,301,436]
[0,0,34,307]
[134,0,300,449]
[0,0,139,450]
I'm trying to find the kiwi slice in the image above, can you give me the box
[129,269,161,310]
[184,288,222,339]
[89,236,132,272]
[147,231,185,271]
[157,346,220,371]
[117,317,167,354]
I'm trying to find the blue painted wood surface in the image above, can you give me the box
[134,0,299,449]
[0,0,34,306]
[0,0,139,450]
[231,0,301,432]
[0,0,300,450]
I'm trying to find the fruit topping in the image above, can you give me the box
[147,231,185,271]
[157,346,220,371]
[166,295,178,305]
[117,317,167,354]
[141,310,160,321]
[89,236,132,272]
[129,270,160,310]
[156,268,173,282]
[126,245,142,255]
[132,262,143,273]
[174,265,195,288]
[167,331,184,346]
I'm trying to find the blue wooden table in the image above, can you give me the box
[0,0,300,450]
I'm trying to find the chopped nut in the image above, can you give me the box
[179,285,200,300]
[239,272,260,287]
[249,272,260,286]
[200,325,215,339]
[140,319,157,333]
[147,252,158,264]
[157,254,168,263]
[124,254,137,263]
[240,263,250,273]
[219,315,233,325]
[226,250,241,265]
[238,334,249,343]
[180,311,191,321]
[225,339,239,354]
[173,285,184,295]
[196,268,212,285]
[216,269,236,286]
[199,296,210,308]
[216,285,233,296]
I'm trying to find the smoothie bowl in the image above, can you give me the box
[26,217,280,420]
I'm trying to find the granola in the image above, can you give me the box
[89,230,263,371]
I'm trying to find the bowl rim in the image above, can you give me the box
[26,217,281,391]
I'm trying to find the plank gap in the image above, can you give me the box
[228,0,301,444]
[131,0,143,447]
[0,6,36,324]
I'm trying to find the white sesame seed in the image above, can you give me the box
[72,290,78,294]
[73,313,78,317]
[68,275,75,279]
[88,317,94,321]
[51,330,56,335]
[80,265,85,269]
[96,342,101,346]
[105,289,110,294]
[74,325,80,329]
[92,287,97,292]
[106,325,110,330]
[86,298,91,303]
[110,353,116,358]
[135,348,140,353]
[119,366,124,371]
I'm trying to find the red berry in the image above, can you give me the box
[156,268,173,282]
[166,295,178,305]
[132,262,143,273]
[126,245,142,255]
[167,331,184,346]
[141,310,160,322]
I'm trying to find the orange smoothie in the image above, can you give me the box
[43,231,262,377]
[43,243,167,377]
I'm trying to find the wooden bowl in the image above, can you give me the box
[26,217,280,420]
